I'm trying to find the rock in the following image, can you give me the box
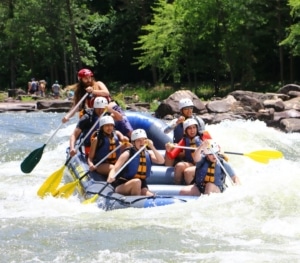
[280,118,300,133]
[36,100,72,110]
[154,87,300,133]
[155,90,206,118]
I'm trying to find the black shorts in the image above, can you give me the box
[112,177,148,189]
[195,183,225,193]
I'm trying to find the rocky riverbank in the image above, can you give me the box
[1,85,300,133]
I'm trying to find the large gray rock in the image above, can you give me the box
[36,100,72,110]
[155,90,206,118]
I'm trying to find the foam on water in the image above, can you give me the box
[0,113,299,262]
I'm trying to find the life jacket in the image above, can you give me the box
[195,156,226,188]
[93,132,121,164]
[80,109,100,149]
[182,135,202,163]
[167,133,207,160]
[173,123,184,143]
[173,115,206,143]
[120,147,151,180]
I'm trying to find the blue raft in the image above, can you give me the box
[65,111,199,210]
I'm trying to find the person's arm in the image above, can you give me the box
[193,140,209,163]
[147,139,165,164]
[107,150,130,183]
[223,162,241,185]
[116,131,129,144]
[87,138,97,171]
[108,104,123,121]
[86,81,110,97]
[163,116,185,134]
[69,128,82,157]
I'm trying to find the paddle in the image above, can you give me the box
[37,108,107,198]
[83,144,147,204]
[20,93,89,174]
[210,150,234,186]
[170,145,283,164]
[53,143,124,198]
[223,150,283,164]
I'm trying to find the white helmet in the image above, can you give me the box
[183,118,198,131]
[131,129,147,141]
[93,97,108,109]
[203,140,220,155]
[100,115,114,128]
[179,98,194,110]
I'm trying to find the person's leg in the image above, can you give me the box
[204,183,221,195]
[184,166,196,185]
[174,162,189,184]
[115,178,141,195]
[179,184,201,196]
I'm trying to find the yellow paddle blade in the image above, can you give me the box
[245,150,283,163]
[82,194,99,204]
[37,165,66,198]
[52,180,79,198]
[244,153,270,164]
[249,150,283,159]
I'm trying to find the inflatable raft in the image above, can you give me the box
[65,111,199,210]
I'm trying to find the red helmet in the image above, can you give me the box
[77,69,93,79]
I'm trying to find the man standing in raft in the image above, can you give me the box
[62,68,133,137]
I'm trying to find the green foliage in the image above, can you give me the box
[0,0,298,92]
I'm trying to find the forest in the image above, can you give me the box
[1,0,300,94]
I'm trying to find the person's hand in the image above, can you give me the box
[107,176,115,184]
[85,86,93,93]
[122,137,131,146]
[69,148,77,157]
[89,164,96,171]
[165,142,174,152]
[62,116,69,123]
[176,116,185,124]
[145,139,153,149]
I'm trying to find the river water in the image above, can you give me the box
[0,111,299,263]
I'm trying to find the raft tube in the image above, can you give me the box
[66,152,198,210]
[125,111,172,149]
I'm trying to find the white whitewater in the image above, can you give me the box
[0,112,299,262]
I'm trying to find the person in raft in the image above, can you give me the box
[69,96,122,157]
[107,129,165,196]
[62,68,133,138]
[163,98,208,166]
[87,115,129,179]
[165,118,203,185]
[179,140,240,196]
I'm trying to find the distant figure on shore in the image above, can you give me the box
[52,80,60,99]
[133,93,139,103]
[39,80,47,97]
[28,78,38,95]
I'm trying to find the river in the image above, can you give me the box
[0,111,299,263]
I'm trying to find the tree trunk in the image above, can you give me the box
[65,0,82,71]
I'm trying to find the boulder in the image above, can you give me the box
[155,90,206,118]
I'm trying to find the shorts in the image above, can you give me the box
[112,177,148,189]
[195,183,225,193]
[113,105,133,137]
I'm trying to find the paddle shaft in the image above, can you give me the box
[112,145,147,179]
[210,151,234,186]
[75,143,124,182]
[68,109,107,161]
[83,145,147,204]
